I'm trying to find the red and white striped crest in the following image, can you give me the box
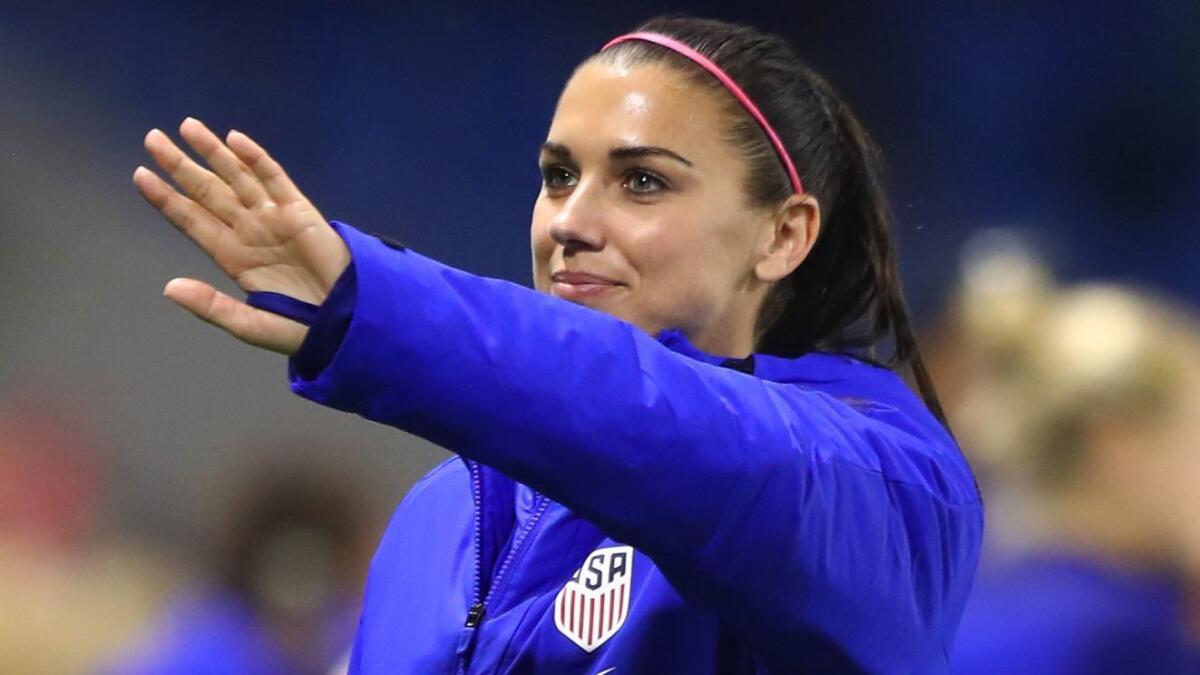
[553,545,634,652]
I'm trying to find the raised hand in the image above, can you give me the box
[134,118,350,355]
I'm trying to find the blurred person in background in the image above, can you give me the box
[100,458,372,675]
[0,390,178,675]
[932,258,1200,672]
[922,229,1057,557]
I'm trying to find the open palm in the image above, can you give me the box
[134,118,350,355]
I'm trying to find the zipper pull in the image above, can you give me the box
[456,603,488,662]
[464,603,486,628]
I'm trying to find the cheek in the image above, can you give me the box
[618,218,692,292]
[529,200,555,289]
[621,215,732,321]
[633,210,746,284]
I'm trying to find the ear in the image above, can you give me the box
[754,194,821,283]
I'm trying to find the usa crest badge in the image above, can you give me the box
[554,545,634,652]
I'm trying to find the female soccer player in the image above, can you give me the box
[133,16,982,674]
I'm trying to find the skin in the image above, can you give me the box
[532,60,819,357]
[134,61,820,358]
[134,120,349,354]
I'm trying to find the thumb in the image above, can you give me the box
[164,278,308,355]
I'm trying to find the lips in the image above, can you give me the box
[551,271,621,286]
[550,270,623,301]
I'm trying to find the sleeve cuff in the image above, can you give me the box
[289,244,361,380]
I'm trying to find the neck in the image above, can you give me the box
[683,322,755,359]
[681,290,763,358]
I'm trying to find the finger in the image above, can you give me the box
[178,117,269,208]
[163,278,307,355]
[143,128,242,224]
[134,165,228,255]
[225,130,305,205]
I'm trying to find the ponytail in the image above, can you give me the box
[602,16,950,427]
[758,68,949,425]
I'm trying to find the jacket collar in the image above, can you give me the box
[654,327,916,407]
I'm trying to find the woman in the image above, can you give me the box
[133,16,982,674]
[946,284,1200,673]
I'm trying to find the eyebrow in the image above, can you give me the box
[540,141,694,168]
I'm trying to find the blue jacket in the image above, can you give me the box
[952,553,1200,674]
[287,222,984,674]
[98,591,355,675]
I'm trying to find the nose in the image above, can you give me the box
[549,180,606,254]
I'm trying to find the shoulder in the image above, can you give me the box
[408,455,467,494]
[758,351,980,507]
[385,455,470,525]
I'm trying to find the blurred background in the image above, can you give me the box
[1,1,1197,673]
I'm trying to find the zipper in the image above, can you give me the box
[484,489,551,607]
[456,460,551,673]
[454,460,488,674]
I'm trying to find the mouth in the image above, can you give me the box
[550,270,624,301]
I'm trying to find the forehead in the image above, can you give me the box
[547,60,731,162]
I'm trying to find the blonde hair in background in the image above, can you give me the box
[1009,286,1200,488]
[958,277,1200,491]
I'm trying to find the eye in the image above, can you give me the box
[623,169,668,195]
[541,165,578,192]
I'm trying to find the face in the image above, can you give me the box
[531,59,780,356]
[1138,364,1200,573]
[1096,359,1200,572]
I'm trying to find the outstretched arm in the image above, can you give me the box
[137,126,982,673]
[289,223,981,672]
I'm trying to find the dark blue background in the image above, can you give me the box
[6,1,1196,312]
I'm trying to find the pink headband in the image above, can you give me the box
[602,31,804,195]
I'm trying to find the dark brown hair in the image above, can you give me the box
[595,15,947,424]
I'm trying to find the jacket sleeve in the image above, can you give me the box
[290,222,984,673]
